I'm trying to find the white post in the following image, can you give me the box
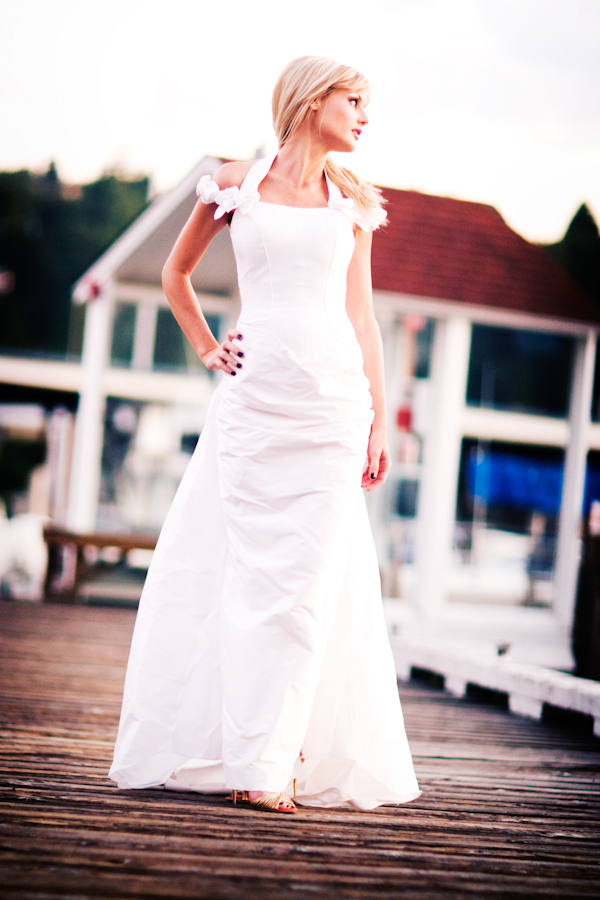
[367,313,402,575]
[553,330,596,628]
[133,301,158,370]
[67,282,114,531]
[46,407,74,524]
[412,316,472,618]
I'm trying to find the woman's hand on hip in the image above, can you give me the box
[200,329,244,376]
[362,426,390,491]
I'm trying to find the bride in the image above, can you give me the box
[109,56,420,814]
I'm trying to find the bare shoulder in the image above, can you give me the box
[351,223,373,255]
[212,160,255,190]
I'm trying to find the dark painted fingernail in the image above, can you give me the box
[238,351,244,358]
[237,333,243,340]
[370,473,376,479]
[231,370,236,376]
[236,363,242,368]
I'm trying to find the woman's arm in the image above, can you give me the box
[345,227,390,491]
[161,161,251,375]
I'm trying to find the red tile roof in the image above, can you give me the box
[371,188,600,325]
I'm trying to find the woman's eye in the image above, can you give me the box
[349,98,358,106]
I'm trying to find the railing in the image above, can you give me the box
[390,636,600,737]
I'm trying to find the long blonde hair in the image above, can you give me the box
[272,56,385,219]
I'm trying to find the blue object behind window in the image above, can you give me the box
[468,451,564,514]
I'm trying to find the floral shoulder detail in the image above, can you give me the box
[196,175,260,220]
[327,194,387,232]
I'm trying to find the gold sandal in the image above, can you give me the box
[248,792,297,813]
[231,790,297,813]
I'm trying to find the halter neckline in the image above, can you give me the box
[196,157,386,230]
[241,153,342,211]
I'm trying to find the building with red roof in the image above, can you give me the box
[372,189,599,323]
[3,157,595,668]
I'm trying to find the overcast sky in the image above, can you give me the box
[1,0,599,242]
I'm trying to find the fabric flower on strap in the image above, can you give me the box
[328,195,362,224]
[196,175,260,220]
[328,194,387,232]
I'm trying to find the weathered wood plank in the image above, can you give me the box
[0,600,599,900]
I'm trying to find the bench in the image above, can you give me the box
[43,524,158,603]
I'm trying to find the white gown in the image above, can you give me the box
[109,155,420,810]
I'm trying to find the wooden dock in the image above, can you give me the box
[1,600,599,899]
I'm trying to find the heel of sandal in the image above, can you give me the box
[230,790,249,806]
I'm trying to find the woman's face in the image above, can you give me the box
[314,88,369,153]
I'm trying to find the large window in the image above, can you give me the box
[110,302,136,367]
[153,309,220,372]
[372,315,434,598]
[99,398,203,530]
[467,325,574,418]
[452,439,564,606]
[590,339,600,422]
[413,318,435,379]
[584,451,600,515]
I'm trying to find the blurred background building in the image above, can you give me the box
[1,158,600,670]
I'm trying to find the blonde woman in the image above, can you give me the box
[109,56,420,813]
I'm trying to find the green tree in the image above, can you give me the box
[544,204,600,304]
[0,164,149,356]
